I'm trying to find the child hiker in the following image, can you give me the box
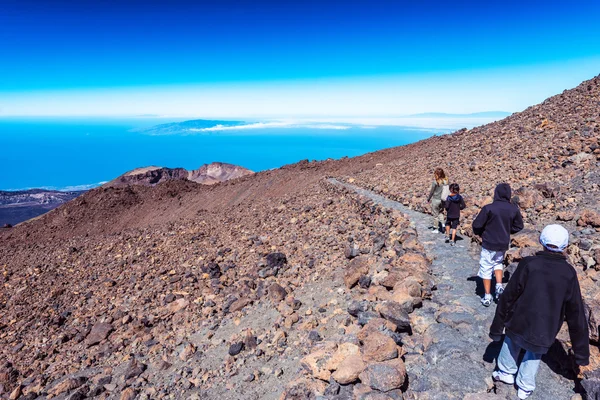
[472,183,524,307]
[443,183,465,246]
[489,224,589,399]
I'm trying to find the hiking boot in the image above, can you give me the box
[450,241,456,247]
[492,370,515,385]
[481,295,492,307]
[445,237,450,243]
[517,388,533,399]
[496,285,504,301]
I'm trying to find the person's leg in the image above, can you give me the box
[477,248,493,305]
[483,278,491,295]
[445,223,450,238]
[431,200,440,231]
[451,228,457,242]
[494,336,520,384]
[515,350,542,395]
[492,250,506,299]
[437,206,445,231]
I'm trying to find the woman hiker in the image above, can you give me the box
[427,168,449,233]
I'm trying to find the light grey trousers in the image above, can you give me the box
[497,335,542,393]
[431,199,444,227]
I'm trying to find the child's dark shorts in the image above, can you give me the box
[445,218,459,229]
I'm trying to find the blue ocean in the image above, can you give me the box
[0,117,445,191]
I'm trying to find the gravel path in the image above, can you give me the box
[329,178,578,400]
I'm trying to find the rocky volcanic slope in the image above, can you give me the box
[1,75,600,400]
[0,177,430,400]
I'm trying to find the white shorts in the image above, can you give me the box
[477,248,505,280]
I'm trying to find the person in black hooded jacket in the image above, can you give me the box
[472,183,524,306]
[443,183,466,246]
[489,224,589,399]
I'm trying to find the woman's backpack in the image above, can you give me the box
[440,184,450,201]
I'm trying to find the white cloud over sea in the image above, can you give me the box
[188,121,351,132]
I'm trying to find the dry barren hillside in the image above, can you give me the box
[1,75,600,400]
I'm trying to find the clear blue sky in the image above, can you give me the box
[1,0,599,117]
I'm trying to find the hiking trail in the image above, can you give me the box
[329,178,577,399]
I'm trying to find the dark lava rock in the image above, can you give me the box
[357,311,380,326]
[203,262,222,279]
[582,369,600,399]
[348,300,370,317]
[345,245,360,259]
[266,252,287,269]
[228,342,244,356]
[123,359,146,380]
[358,275,371,289]
[308,331,322,342]
[379,302,411,332]
[324,381,341,396]
[372,235,386,252]
[580,239,593,251]
[66,385,89,400]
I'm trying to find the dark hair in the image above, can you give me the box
[449,183,460,193]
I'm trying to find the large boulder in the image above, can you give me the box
[85,322,113,346]
[358,358,407,392]
[579,210,600,227]
[301,343,337,381]
[378,301,412,332]
[362,332,398,362]
[331,355,366,384]
[345,256,371,288]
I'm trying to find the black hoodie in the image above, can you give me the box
[444,193,466,219]
[472,183,524,251]
[490,251,589,364]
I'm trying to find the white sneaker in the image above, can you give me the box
[492,370,515,385]
[431,228,439,233]
[518,388,533,399]
[496,285,504,301]
[481,295,492,307]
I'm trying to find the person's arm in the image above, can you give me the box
[565,277,590,366]
[460,197,466,210]
[472,206,488,236]
[489,259,529,340]
[511,208,524,234]
[427,182,436,202]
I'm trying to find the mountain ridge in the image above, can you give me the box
[105,162,254,188]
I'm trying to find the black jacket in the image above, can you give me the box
[472,183,524,251]
[490,251,590,365]
[444,194,466,219]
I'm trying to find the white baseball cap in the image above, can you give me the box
[539,224,569,252]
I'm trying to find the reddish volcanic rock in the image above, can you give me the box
[188,162,254,184]
[105,162,254,188]
[106,166,189,187]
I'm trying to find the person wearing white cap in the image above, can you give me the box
[488,224,589,399]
